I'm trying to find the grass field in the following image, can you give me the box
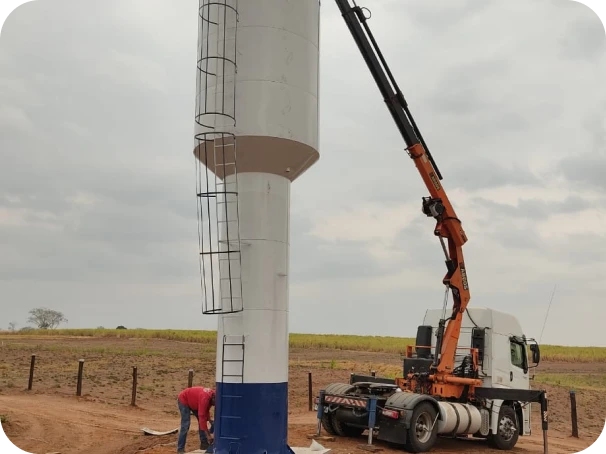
[3,328,606,362]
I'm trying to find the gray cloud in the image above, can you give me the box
[471,195,594,221]
[558,8,606,61]
[448,159,540,191]
[389,217,447,271]
[404,0,494,30]
[558,151,606,191]
[291,215,389,282]
[1,0,605,346]
[426,57,513,116]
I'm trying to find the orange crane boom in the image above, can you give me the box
[335,0,471,388]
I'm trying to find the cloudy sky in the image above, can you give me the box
[0,0,604,346]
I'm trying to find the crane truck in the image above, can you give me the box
[313,1,550,452]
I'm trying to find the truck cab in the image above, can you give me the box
[421,307,541,437]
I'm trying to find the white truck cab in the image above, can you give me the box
[422,307,540,438]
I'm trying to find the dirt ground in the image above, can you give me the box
[1,336,604,454]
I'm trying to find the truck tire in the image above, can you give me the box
[320,383,361,437]
[488,405,519,450]
[404,402,439,453]
[321,412,338,436]
[331,416,364,437]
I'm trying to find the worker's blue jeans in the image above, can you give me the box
[177,399,214,452]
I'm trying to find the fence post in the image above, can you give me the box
[28,355,36,391]
[570,390,579,438]
[188,369,194,388]
[131,366,138,406]
[308,371,313,411]
[76,359,84,396]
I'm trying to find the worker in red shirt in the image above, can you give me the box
[176,386,216,453]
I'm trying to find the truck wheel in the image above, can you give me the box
[321,412,338,436]
[488,405,519,450]
[404,402,438,453]
[332,416,364,437]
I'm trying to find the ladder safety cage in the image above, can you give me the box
[194,0,243,315]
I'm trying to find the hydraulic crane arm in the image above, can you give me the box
[335,0,470,377]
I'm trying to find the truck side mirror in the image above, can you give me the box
[530,343,540,366]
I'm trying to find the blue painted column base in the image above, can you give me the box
[214,382,290,454]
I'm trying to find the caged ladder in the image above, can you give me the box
[194,0,243,317]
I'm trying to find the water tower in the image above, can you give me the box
[193,1,320,452]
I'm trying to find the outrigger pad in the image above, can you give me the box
[306,435,335,441]
[357,444,383,452]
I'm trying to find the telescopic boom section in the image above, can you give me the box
[336,0,470,376]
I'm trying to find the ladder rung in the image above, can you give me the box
[201,250,242,254]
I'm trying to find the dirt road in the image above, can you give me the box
[0,393,597,454]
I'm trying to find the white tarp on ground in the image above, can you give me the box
[291,440,331,453]
[141,426,179,436]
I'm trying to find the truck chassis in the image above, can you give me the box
[314,374,549,453]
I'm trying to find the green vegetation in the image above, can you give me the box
[534,373,606,391]
[291,333,415,353]
[0,415,8,424]
[537,345,606,362]
[2,328,605,362]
